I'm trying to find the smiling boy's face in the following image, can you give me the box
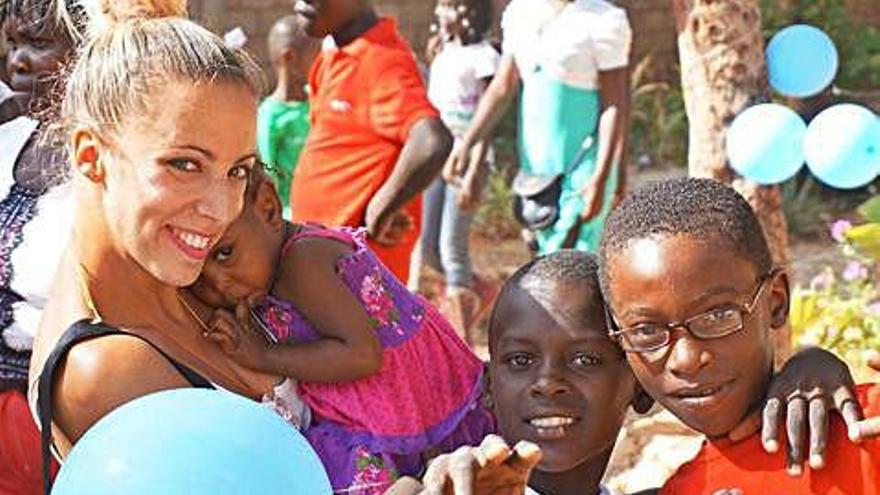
[605,234,786,438]
[489,283,636,472]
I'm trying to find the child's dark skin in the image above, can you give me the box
[190,178,384,383]
[3,6,74,187]
[291,0,453,245]
[489,277,651,495]
[604,233,867,475]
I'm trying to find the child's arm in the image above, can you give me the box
[207,237,383,383]
[455,77,495,212]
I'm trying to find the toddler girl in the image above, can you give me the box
[190,169,495,495]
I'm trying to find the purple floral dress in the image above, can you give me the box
[256,226,495,494]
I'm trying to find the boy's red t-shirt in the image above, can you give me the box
[290,18,438,281]
[661,383,880,495]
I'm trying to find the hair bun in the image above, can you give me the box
[83,0,188,31]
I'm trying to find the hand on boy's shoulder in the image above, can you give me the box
[661,382,880,495]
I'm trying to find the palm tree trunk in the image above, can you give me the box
[670,0,792,360]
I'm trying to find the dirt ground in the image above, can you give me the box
[412,166,849,493]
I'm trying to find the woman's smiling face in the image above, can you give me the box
[85,80,259,287]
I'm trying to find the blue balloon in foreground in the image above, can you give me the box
[54,389,331,495]
[766,24,838,98]
[726,103,806,185]
[805,104,880,190]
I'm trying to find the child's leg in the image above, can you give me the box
[410,178,447,291]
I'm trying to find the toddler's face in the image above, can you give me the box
[488,284,636,473]
[434,0,466,39]
[191,208,278,309]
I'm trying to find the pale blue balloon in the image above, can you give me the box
[726,103,806,185]
[54,389,332,495]
[805,104,880,189]
[767,25,839,98]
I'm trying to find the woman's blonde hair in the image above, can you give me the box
[60,0,264,138]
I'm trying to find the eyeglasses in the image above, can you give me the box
[606,271,777,353]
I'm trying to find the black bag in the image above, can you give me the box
[511,135,595,231]
[511,172,564,231]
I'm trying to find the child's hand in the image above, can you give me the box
[366,209,414,246]
[727,347,861,476]
[578,175,607,223]
[443,143,470,185]
[456,167,486,212]
[204,301,269,370]
[420,435,541,495]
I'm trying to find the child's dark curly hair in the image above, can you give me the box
[427,0,494,60]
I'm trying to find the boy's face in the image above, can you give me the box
[191,206,278,309]
[293,0,364,38]
[489,284,636,472]
[4,12,72,112]
[605,234,784,438]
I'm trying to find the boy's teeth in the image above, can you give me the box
[530,416,574,428]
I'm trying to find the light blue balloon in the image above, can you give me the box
[767,25,839,98]
[805,104,880,190]
[726,103,806,185]
[54,389,332,495]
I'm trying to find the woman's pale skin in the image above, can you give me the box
[29,80,278,458]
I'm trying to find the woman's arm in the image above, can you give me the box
[575,66,631,223]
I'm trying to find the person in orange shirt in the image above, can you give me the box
[598,178,880,495]
[290,0,453,281]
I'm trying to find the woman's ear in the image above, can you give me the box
[768,269,790,330]
[71,128,105,183]
[631,384,654,415]
[254,179,284,230]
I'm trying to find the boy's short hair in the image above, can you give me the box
[488,250,602,346]
[267,15,310,62]
[599,177,773,297]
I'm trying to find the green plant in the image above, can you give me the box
[791,196,880,368]
[628,54,688,169]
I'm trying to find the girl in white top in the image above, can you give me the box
[417,0,500,343]
[448,0,632,255]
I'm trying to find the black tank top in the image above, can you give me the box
[37,319,214,494]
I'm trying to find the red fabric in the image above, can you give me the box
[0,391,57,494]
[661,383,880,495]
[291,18,438,281]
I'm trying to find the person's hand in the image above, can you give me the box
[849,351,880,441]
[365,207,414,247]
[727,347,862,476]
[419,434,541,494]
[456,164,487,212]
[443,141,472,185]
[578,175,606,223]
[203,298,270,370]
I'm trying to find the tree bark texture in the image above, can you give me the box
[670,0,792,360]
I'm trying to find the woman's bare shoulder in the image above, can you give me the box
[51,332,191,448]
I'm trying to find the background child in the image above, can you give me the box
[487,250,652,495]
[257,15,320,219]
[599,178,880,494]
[0,0,84,491]
[190,169,495,495]
[416,0,499,344]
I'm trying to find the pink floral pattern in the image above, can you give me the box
[349,446,398,494]
[360,269,402,334]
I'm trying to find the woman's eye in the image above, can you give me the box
[214,245,234,262]
[571,352,602,368]
[228,164,251,180]
[505,353,534,369]
[167,158,199,172]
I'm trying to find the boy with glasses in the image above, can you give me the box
[599,177,879,494]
